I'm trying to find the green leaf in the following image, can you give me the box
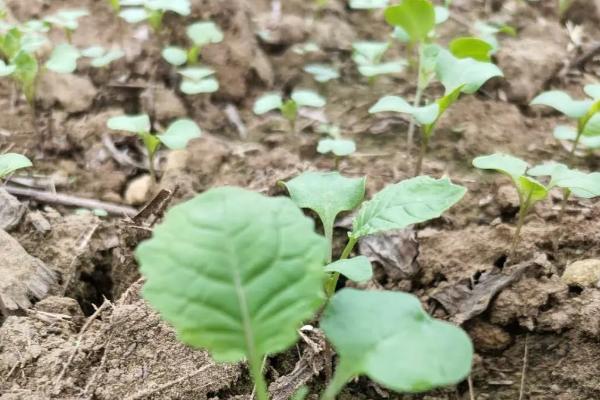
[177,66,215,81]
[186,21,224,46]
[157,118,202,149]
[45,43,80,73]
[472,153,528,181]
[530,90,592,119]
[20,32,47,53]
[45,9,89,30]
[352,41,389,65]
[146,0,191,15]
[449,37,493,62]
[291,386,309,400]
[384,0,436,44]
[253,93,283,115]
[349,0,389,10]
[12,51,38,104]
[584,83,600,101]
[317,138,356,156]
[436,49,503,94]
[107,114,151,134]
[358,60,406,77]
[369,96,439,125]
[434,5,449,24]
[291,90,326,108]
[321,289,473,394]
[281,100,298,121]
[351,176,466,239]
[162,46,188,66]
[180,78,219,94]
[136,187,328,362]
[89,49,124,68]
[0,153,32,178]
[324,256,373,282]
[553,125,577,141]
[119,7,149,23]
[0,59,15,76]
[582,112,600,137]
[530,164,600,198]
[528,162,569,181]
[0,28,23,59]
[517,176,548,202]
[283,171,365,243]
[303,64,340,82]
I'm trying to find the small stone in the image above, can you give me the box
[562,259,600,288]
[124,174,154,205]
[0,188,26,231]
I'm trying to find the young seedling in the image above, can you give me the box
[177,67,219,95]
[351,41,406,82]
[530,84,600,161]
[283,171,466,296]
[316,124,356,168]
[136,185,472,400]
[528,162,600,221]
[0,153,32,179]
[370,44,502,175]
[44,9,89,43]
[253,90,326,133]
[162,21,224,66]
[46,43,124,73]
[80,46,124,68]
[107,114,201,181]
[118,0,191,31]
[0,27,40,106]
[473,153,548,255]
[303,64,339,84]
[473,21,516,54]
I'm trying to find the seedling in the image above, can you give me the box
[349,0,389,10]
[0,153,32,179]
[44,9,89,43]
[46,43,124,73]
[303,64,339,83]
[528,162,600,221]
[473,154,548,255]
[162,21,224,66]
[371,45,502,175]
[283,171,466,296]
[80,46,124,68]
[352,41,406,81]
[530,84,600,161]
[253,90,326,132]
[473,21,516,53]
[316,124,356,168]
[0,27,40,105]
[136,183,472,400]
[118,0,191,31]
[107,114,201,180]
[177,67,219,95]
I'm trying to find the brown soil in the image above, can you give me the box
[2,0,600,399]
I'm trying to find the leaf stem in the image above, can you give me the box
[568,127,583,163]
[249,354,269,400]
[558,188,571,222]
[414,133,429,176]
[321,361,354,400]
[148,150,157,183]
[407,44,424,151]
[325,236,358,297]
[510,191,532,257]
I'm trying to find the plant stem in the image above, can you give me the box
[148,151,157,183]
[414,134,429,176]
[249,355,269,400]
[321,362,353,400]
[334,156,340,170]
[407,44,424,150]
[325,236,358,297]
[568,128,583,163]
[558,188,571,222]
[510,192,532,257]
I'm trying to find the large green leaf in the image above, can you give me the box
[324,256,373,283]
[350,176,465,239]
[449,37,493,62]
[436,49,503,94]
[45,43,80,73]
[369,96,439,125]
[186,21,224,46]
[472,153,528,181]
[107,114,151,134]
[530,90,592,119]
[530,163,600,198]
[253,93,283,115]
[283,171,365,249]
[321,289,473,397]
[136,187,327,362]
[0,153,32,178]
[384,0,436,44]
[157,119,201,149]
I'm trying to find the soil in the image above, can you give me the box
[2,0,600,399]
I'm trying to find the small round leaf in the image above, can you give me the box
[186,21,224,47]
[291,90,326,108]
[107,114,151,133]
[0,153,32,178]
[317,138,356,157]
[472,153,528,181]
[530,91,592,119]
[253,93,284,115]
[324,256,373,282]
[158,118,202,149]
[162,46,188,66]
[180,78,219,94]
[45,43,80,74]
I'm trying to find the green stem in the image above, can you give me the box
[558,188,571,222]
[249,355,269,400]
[568,128,582,163]
[148,150,157,183]
[414,133,429,176]
[324,225,334,264]
[321,362,353,400]
[407,44,424,150]
[325,236,358,297]
[510,192,532,257]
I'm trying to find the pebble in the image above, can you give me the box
[562,259,600,288]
